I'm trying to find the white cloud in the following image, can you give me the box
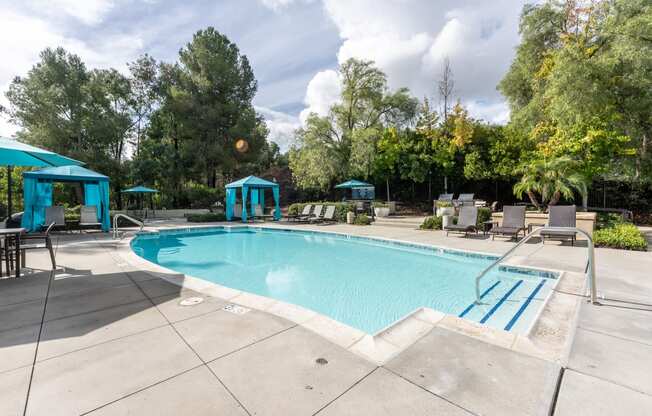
[256,106,301,151]
[299,69,341,123]
[303,0,525,124]
[28,0,115,25]
[259,0,314,12]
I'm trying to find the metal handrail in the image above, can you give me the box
[112,213,144,239]
[475,226,597,304]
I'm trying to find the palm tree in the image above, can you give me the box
[513,156,588,210]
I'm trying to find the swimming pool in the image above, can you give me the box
[131,227,557,334]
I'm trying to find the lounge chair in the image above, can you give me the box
[288,204,313,222]
[489,205,527,240]
[437,193,454,202]
[317,205,336,225]
[455,193,475,207]
[253,205,274,221]
[445,206,478,237]
[44,206,66,232]
[79,205,102,231]
[308,204,323,223]
[540,205,577,246]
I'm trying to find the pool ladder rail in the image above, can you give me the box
[474,226,597,305]
[112,213,144,239]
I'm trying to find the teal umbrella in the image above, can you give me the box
[121,186,158,194]
[334,179,373,189]
[0,137,83,216]
[121,185,158,211]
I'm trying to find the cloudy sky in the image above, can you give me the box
[0,0,527,151]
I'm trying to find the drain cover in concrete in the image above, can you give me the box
[179,297,204,306]
[223,304,251,315]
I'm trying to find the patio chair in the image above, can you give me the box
[540,205,577,246]
[79,205,102,231]
[253,205,274,221]
[317,205,337,225]
[44,206,66,232]
[445,206,478,237]
[455,193,475,207]
[489,205,527,240]
[308,205,324,222]
[20,222,56,270]
[288,204,313,222]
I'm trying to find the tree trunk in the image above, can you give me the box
[386,178,390,202]
[526,190,540,210]
[444,176,448,194]
[428,173,432,203]
[548,191,561,207]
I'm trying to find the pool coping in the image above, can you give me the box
[113,224,585,366]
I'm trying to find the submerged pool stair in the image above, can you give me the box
[459,277,548,334]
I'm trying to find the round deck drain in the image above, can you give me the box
[179,297,204,307]
[315,358,328,365]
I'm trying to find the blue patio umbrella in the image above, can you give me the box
[334,179,373,189]
[121,185,158,194]
[0,137,83,216]
[122,185,159,210]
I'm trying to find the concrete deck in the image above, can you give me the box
[0,221,650,415]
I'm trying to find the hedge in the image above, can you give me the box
[288,202,353,222]
[594,223,647,251]
[186,212,227,222]
[353,213,372,225]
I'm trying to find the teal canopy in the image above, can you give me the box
[122,186,158,193]
[225,175,280,222]
[334,179,373,189]
[0,137,82,167]
[21,165,110,232]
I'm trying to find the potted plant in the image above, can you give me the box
[373,202,390,217]
[435,200,454,217]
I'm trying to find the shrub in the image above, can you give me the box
[288,202,354,222]
[596,212,626,230]
[420,216,442,230]
[372,201,389,208]
[435,200,453,208]
[353,213,372,225]
[594,223,647,251]
[186,212,227,222]
[185,184,224,209]
[477,207,492,226]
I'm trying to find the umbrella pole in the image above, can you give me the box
[7,166,13,217]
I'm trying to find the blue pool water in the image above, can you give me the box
[131,227,556,334]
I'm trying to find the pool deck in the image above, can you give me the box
[1,220,651,415]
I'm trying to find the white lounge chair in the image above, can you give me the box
[80,205,102,231]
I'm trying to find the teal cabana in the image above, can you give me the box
[225,175,280,222]
[21,165,110,232]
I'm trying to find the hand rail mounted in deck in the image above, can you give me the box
[112,213,144,239]
[474,226,597,304]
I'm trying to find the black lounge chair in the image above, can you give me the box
[316,205,336,225]
[489,206,527,240]
[455,193,475,207]
[445,206,478,237]
[44,206,66,232]
[540,205,577,246]
[308,204,324,223]
[79,205,102,231]
[288,204,312,222]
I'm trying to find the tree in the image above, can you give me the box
[499,0,651,186]
[513,156,589,209]
[289,58,418,191]
[437,57,455,121]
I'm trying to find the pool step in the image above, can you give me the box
[459,277,548,334]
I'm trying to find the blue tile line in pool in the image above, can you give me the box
[479,280,524,324]
[458,280,502,318]
[503,279,547,331]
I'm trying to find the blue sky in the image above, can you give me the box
[0,0,527,151]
